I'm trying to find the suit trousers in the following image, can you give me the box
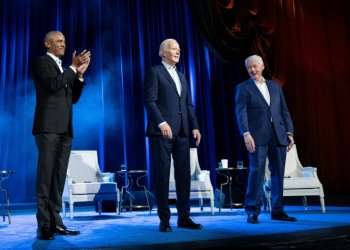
[150,135,191,223]
[35,133,72,228]
[245,125,287,216]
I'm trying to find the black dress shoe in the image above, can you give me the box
[271,212,297,222]
[37,227,54,240]
[177,217,202,229]
[247,214,259,224]
[159,221,172,232]
[54,225,80,235]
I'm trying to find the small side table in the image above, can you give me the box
[216,167,248,212]
[116,170,151,214]
[1,170,15,224]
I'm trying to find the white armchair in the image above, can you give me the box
[264,145,326,213]
[169,148,215,214]
[62,150,120,219]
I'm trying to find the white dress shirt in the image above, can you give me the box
[254,77,270,106]
[47,52,64,73]
[162,61,181,96]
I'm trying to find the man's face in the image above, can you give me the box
[162,40,180,66]
[45,32,66,57]
[246,60,264,81]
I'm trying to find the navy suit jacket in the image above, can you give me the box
[235,79,293,146]
[32,54,84,137]
[144,64,199,137]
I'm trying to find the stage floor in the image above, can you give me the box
[1,201,350,249]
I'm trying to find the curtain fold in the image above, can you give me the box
[0,0,220,202]
[189,0,350,194]
[1,0,349,203]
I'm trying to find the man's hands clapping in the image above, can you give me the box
[71,50,91,77]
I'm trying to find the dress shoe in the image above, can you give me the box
[247,214,259,224]
[37,227,54,240]
[177,217,202,229]
[54,225,80,235]
[159,221,172,232]
[271,212,297,222]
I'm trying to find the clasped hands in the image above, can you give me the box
[71,50,91,78]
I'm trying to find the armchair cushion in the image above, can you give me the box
[69,182,119,195]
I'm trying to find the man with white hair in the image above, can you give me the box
[235,55,296,224]
[144,38,202,232]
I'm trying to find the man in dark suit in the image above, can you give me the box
[235,55,297,224]
[144,38,202,232]
[32,31,90,240]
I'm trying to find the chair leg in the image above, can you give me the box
[267,197,272,214]
[320,196,326,213]
[69,203,74,219]
[98,200,102,215]
[62,201,66,217]
[5,190,11,224]
[119,187,125,214]
[199,199,203,211]
[2,190,4,223]
[210,196,215,215]
[143,187,151,214]
[302,196,308,210]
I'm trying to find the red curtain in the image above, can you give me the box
[189,0,350,194]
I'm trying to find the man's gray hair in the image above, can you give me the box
[44,31,62,43]
[245,55,264,67]
[159,38,177,57]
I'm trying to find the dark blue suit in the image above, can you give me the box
[144,64,199,223]
[235,78,293,215]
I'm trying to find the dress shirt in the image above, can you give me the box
[47,52,64,73]
[253,77,270,106]
[162,61,181,96]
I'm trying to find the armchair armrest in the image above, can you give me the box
[301,166,317,177]
[67,176,74,185]
[198,170,210,181]
[99,172,115,183]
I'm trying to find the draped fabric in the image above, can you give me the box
[0,0,218,202]
[189,0,350,194]
[1,0,349,203]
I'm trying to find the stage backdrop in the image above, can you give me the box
[1,0,349,203]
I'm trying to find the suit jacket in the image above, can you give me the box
[32,54,84,136]
[144,64,199,137]
[235,79,293,146]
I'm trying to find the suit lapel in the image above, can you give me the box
[45,54,62,73]
[248,79,269,106]
[266,80,277,105]
[160,65,180,96]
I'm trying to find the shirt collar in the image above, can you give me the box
[162,61,176,70]
[46,52,61,64]
[252,77,266,84]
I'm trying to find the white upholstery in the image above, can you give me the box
[264,145,326,213]
[62,150,120,219]
[169,148,215,214]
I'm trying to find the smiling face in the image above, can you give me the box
[246,58,265,82]
[44,32,66,58]
[161,39,180,66]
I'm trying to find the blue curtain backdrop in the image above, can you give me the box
[1,0,244,202]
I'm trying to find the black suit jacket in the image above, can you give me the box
[144,64,199,137]
[32,54,84,137]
